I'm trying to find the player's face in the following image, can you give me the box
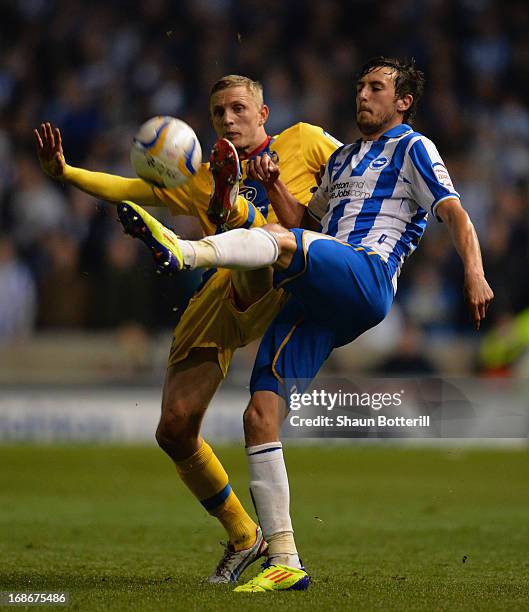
[210,86,269,154]
[355,67,409,138]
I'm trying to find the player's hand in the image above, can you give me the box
[33,122,66,179]
[246,154,280,189]
[464,272,494,330]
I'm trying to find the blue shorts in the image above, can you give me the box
[249,229,394,397]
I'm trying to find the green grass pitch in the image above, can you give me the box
[1,444,528,611]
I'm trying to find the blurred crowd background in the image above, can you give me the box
[1,0,529,381]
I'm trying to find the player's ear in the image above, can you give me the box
[397,94,413,113]
[259,104,270,126]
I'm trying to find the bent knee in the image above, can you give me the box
[261,223,294,246]
[156,408,201,451]
[262,223,286,234]
[243,392,285,442]
[243,401,267,433]
[260,224,297,269]
[156,414,184,448]
[155,420,201,463]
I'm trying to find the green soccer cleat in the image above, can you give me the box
[117,200,184,274]
[233,561,310,592]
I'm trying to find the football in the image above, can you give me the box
[130,116,202,188]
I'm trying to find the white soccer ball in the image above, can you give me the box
[130,116,202,188]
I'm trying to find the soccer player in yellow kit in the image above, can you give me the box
[34,75,340,583]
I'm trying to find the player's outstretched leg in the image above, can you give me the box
[118,200,280,273]
[207,138,241,227]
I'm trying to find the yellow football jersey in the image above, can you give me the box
[153,123,341,234]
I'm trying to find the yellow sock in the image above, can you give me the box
[174,440,258,551]
[227,196,266,229]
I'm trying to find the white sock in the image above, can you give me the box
[179,228,279,270]
[178,240,201,268]
[246,441,301,569]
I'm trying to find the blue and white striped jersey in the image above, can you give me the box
[308,123,459,292]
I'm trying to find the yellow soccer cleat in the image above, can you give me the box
[117,200,184,274]
[233,562,310,592]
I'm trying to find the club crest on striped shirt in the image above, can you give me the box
[369,156,390,171]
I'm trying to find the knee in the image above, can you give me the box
[260,224,297,269]
[155,412,183,450]
[261,223,292,247]
[243,400,266,435]
[243,393,283,443]
[155,400,200,456]
[262,223,285,234]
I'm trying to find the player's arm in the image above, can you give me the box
[436,198,494,330]
[34,122,158,205]
[406,136,494,330]
[246,154,319,230]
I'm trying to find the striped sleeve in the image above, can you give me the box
[406,136,460,222]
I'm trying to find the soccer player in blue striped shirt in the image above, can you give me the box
[117,57,493,592]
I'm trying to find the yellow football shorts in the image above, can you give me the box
[168,268,287,376]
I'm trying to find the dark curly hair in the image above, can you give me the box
[357,57,425,124]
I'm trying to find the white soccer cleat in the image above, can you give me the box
[208,526,268,584]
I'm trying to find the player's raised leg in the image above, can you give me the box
[207,138,241,226]
[207,138,278,307]
[156,348,267,583]
[117,200,292,274]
